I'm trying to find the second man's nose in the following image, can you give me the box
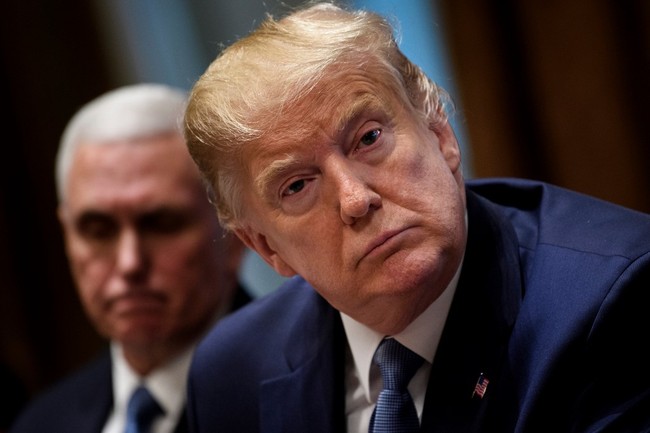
[114,229,146,279]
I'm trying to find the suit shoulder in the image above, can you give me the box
[195,277,317,356]
[10,353,111,433]
[467,178,650,258]
[191,277,335,377]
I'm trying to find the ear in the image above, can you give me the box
[234,226,297,277]
[431,121,462,177]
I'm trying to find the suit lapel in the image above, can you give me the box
[259,291,346,433]
[420,191,522,433]
[173,409,190,433]
[71,352,113,432]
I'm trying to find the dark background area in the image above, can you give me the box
[1,0,648,415]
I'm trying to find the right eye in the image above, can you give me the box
[282,179,306,197]
[76,214,118,240]
[358,128,381,150]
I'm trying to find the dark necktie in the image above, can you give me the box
[124,386,164,433]
[369,338,424,433]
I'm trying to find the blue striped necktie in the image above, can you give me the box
[124,386,164,433]
[369,338,424,433]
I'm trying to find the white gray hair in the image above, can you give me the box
[56,83,187,202]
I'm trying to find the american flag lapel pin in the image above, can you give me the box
[472,373,490,399]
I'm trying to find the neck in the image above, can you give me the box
[121,341,189,376]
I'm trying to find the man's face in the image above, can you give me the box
[236,76,467,335]
[59,133,239,354]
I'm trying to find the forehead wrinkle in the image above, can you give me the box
[251,90,391,202]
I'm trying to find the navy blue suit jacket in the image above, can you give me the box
[187,179,650,433]
[10,286,251,433]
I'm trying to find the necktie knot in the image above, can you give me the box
[373,338,424,391]
[125,386,164,433]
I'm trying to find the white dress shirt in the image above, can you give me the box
[342,261,462,433]
[101,343,195,433]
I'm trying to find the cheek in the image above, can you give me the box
[384,144,465,249]
[152,235,223,302]
[406,140,445,178]
[66,234,107,276]
[154,245,204,287]
[70,255,112,321]
[270,216,339,268]
[397,142,460,200]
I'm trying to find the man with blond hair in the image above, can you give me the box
[183,3,650,432]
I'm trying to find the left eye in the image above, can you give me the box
[283,179,306,197]
[359,129,381,148]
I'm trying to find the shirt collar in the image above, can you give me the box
[111,343,195,421]
[341,258,462,403]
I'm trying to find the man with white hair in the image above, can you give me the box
[11,84,250,433]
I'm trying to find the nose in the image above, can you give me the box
[335,166,382,225]
[114,229,146,280]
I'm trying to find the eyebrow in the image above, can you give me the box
[74,204,190,223]
[74,209,113,226]
[255,153,299,200]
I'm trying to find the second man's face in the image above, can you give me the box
[236,75,467,335]
[59,133,240,354]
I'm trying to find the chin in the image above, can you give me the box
[387,250,446,289]
[363,299,422,335]
[117,323,165,343]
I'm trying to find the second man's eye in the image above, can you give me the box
[359,129,381,148]
[76,214,118,241]
[140,211,189,234]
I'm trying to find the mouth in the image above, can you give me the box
[109,292,165,315]
[358,226,414,265]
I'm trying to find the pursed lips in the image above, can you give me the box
[108,291,165,313]
[357,226,413,266]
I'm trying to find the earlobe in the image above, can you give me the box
[234,226,297,277]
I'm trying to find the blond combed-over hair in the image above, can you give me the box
[184,2,450,230]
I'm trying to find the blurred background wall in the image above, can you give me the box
[1,0,648,412]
